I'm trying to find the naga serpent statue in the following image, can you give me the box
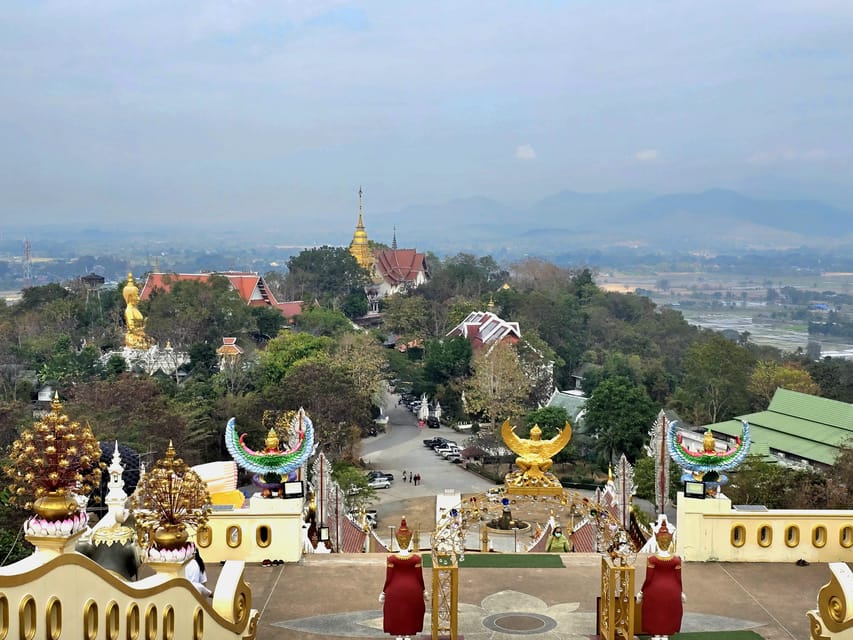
[667,419,750,495]
[225,408,315,479]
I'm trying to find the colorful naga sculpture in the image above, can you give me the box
[225,408,314,494]
[667,419,750,497]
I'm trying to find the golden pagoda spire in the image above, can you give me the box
[349,186,374,270]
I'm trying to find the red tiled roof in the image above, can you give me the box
[216,337,244,356]
[140,272,302,318]
[374,249,427,286]
[447,311,521,348]
[338,516,368,553]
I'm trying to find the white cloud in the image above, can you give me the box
[635,149,659,162]
[515,144,536,161]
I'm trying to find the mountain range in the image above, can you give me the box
[370,188,853,255]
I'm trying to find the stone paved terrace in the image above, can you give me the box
[205,553,829,640]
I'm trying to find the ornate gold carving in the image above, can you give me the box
[814,563,853,635]
[144,603,157,640]
[83,599,98,640]
[256,525,272,548]
[126,602,140,640]
[501,420,572,495]
[106,601,119,640]
[0,554,252,635]
[131,442,211,550]
[46,596,61,640]
[193,607,204,640]
[244,611,260,640]
[19,595,36,640]
[162,605,175,640]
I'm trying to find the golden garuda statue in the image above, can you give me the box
[501,419,572,495]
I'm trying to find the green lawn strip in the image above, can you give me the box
[421,553,564,569]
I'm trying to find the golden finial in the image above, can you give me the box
[51,391,62,413]
[488,294,495,309]
[608,465,614,482]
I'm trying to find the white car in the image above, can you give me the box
[368,477,391,489]
[441,447,461,459]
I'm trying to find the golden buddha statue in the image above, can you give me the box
[264,428,281,453]
[123,273,150,349]
[501,419,572,495]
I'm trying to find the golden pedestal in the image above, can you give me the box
[147,558,190,578]
[431,554,459,640]
[25,529,86,559]
[598,555,636,640]
[504,484,564,497]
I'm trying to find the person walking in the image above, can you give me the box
[402,470,407,483]
[545,526,571,552]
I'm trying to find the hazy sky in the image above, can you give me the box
[2,1,852,229]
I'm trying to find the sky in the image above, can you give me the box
[2,0,853,231]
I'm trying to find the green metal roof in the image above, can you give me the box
[706,388,853,466]
[545,390,587,423]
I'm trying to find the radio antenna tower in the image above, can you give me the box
[23,239,32,288]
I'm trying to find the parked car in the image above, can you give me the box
[367,470,394,482]
[368,477,391,489]
[445,452,462,463]
[441,447,461,459]
[423,437,448,448]
[427,416,440,428]
[435,444,459,456]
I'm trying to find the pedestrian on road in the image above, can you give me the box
[403,470,407,483]
[414,473,420,486]
[409,472,414,483]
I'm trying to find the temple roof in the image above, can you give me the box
[447,310,521,348]
[374,248,428,286]
[140,272,303,318]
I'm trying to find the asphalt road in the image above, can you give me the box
[359,390,497,501]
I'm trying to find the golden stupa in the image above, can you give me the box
[349,186,374,270]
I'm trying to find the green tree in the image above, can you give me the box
[748,360,820,408]
[672,333,755,425]
[583,376,657,466]
[259,331,334,386]
[423,337,472,390]
[277,358,371,459]
[382,295,430,338]
[464,341,531,426]
[295,306,353,338]
[284,246,370,307]
[330,332,387,405]
[332,462,376,514]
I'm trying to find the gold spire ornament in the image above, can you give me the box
[130,441,211,555]
[349,186,374,270]
[501,419,573,496]
[3,394,103,529]
[123,272,151,349]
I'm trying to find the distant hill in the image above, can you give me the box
[375,188,853,254]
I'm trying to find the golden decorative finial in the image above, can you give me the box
[608,465,614,483]
[488,294,495,309]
